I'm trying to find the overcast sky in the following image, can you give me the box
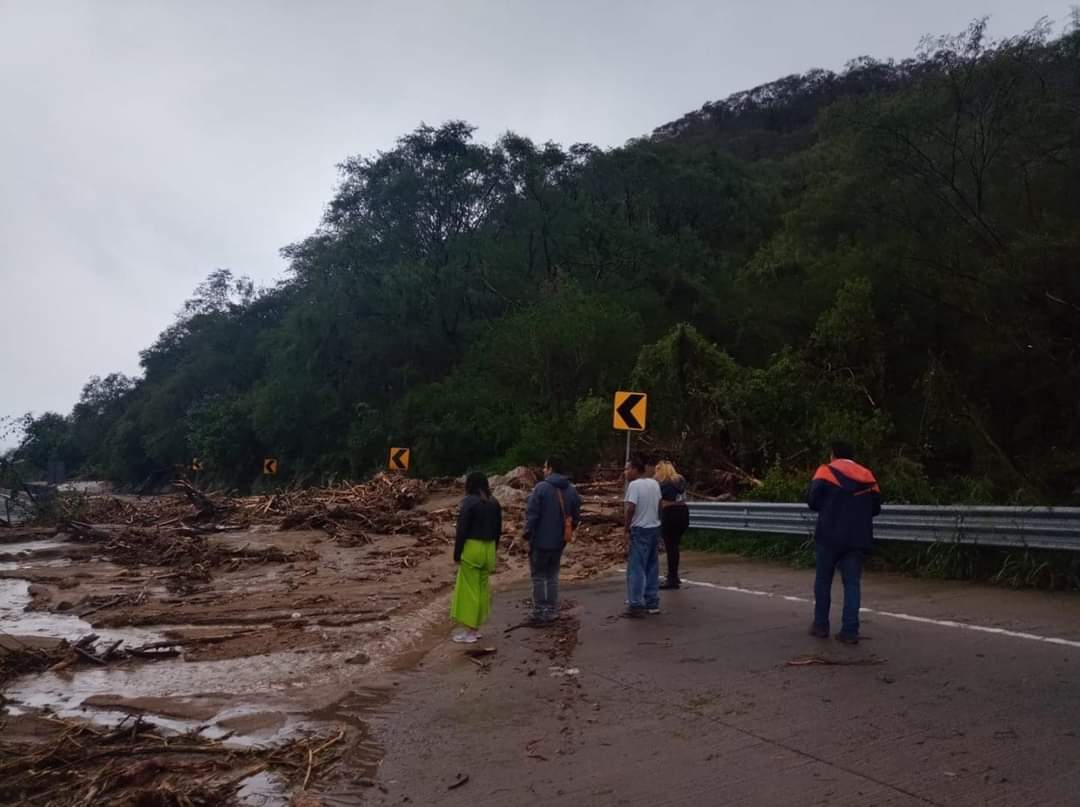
[0,0,1057,441]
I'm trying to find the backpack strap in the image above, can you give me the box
[556,488,574,543]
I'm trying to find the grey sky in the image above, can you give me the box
[0,0,1056,442]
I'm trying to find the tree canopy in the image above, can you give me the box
[8,20,1080,503]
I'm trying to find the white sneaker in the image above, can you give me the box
[452,630,479,644]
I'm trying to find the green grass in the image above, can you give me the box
[683,530,817,567]
[683,529,1080,591]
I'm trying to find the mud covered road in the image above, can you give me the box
[0,473,628,805]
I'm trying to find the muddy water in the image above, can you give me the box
[0,559,71,572]
[236,771,291,806]
[0,578,161,641]
[0,538,75,556]
[0,528,474,804]
[0,537,82,570]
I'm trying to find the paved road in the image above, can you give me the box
[370,554,1080,806]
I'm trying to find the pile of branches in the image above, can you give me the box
[47,470,641,583]
[49,494,196,529]
[0,715,347,806]
[46,474,436,540]
[1,633,184,690]
[50,633,182,670]
[44,474,438,587]
[242,473,435,542]
[62,521,314,592]
[0,636,68,689]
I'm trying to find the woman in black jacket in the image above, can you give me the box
[450,472,502,643]
[655,461,689,590]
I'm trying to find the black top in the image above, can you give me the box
[660,478,687,503]
[524,474,582,550]
[454,494,503,561]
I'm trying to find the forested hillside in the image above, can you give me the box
[6,20,1080,503]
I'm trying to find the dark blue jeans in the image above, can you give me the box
[626,527,660,609]
[529,546,563,621]
[814,545,863,636]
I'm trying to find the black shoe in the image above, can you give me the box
[835,632,859,645]
[659,579,681,590]
[809,623,829,639]
[622,607,647,619]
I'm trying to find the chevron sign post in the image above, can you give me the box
[613,391,648,470]
[388,447,411,473]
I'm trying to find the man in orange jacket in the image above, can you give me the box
[807,440,882,644]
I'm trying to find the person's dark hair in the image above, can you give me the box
[628,455,646,473]
[545,457,565,474]
[830,440,855,460]
[465,471,491,497]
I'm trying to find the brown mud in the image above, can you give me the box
[0,471,627,805]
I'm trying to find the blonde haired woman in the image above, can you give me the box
[654,461,689,590]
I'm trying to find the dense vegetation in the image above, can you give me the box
[6,20,1080,503]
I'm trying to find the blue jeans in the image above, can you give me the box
[626,527,660,609]
[814,545,863,636]
[529,546,562,621]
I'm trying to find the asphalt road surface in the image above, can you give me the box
[370,553,1080,807]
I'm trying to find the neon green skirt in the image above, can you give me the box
[450,539,497,629]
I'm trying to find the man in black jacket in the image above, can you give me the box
[524,458,582,624]
[807,440,882,645]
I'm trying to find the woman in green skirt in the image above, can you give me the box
[450,472,502,643]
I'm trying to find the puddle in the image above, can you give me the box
[0,539,78,561]
[4,663,350,743]
[6,652,318,711]
[0,539,70,553]
[237,771,290,806]
[305,690,391,806]
[39,704,213,738]
[0,559,72,572]
[1,634,389,741]
[0,578,161,643]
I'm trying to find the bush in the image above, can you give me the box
[683,529,816,567]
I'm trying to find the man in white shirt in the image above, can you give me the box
[624,456,663,618]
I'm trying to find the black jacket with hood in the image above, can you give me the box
[807,459,882,552]
[524,473,582,551]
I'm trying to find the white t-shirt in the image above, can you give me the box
[626,478,662,529]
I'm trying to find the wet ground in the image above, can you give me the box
[370,554,1080,806]
[0,523,485,804]
[6,489,1079,805]
[0,480,627,805]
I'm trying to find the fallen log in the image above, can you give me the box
[79,596,127,619]
[73,645,107,665]
[126,646,182,659]
[101,639,125,661]
[65,521,116,541]
[173,479,220,517]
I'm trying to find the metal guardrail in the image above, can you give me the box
[686,502,1080,552]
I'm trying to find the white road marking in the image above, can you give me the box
[679,577,1080,650]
